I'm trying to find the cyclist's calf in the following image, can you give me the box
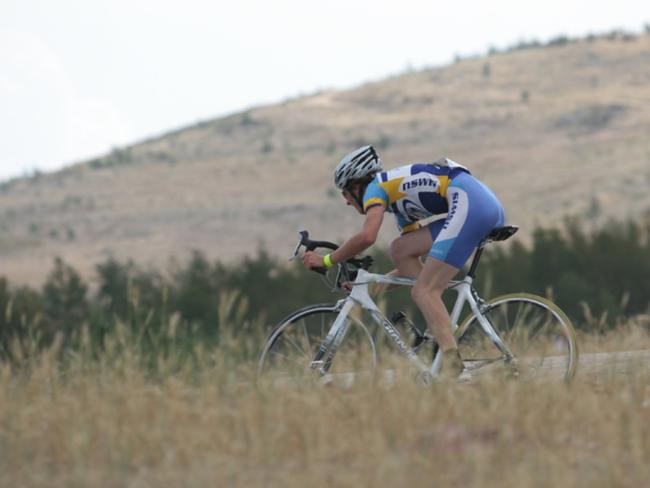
[410,260,460,351]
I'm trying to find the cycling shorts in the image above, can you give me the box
[427,171,505,268]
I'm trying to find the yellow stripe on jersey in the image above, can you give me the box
[437,175,451,196]
[378,177,407,204]
[363,197,387,211]
[401,222,421,234]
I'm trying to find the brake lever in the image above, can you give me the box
[289,230,337,278]
[289,231,310,261]
[289,239,302,261]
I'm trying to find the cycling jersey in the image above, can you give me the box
[362,158,470,233]
[362,158,505,268]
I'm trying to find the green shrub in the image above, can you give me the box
[1,216,649,362]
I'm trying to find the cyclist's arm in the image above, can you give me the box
[302,205,384,269]
[329,205,384,264]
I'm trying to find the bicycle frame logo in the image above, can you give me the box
[348,269,440,373]
[373,311,420,361]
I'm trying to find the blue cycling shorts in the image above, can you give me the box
[427,172,505,268]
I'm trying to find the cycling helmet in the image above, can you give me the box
[334,145,382,189]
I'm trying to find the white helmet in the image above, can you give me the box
[334,145,382,189]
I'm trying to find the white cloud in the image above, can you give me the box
[0,0,648,181]
[0,30,131,181]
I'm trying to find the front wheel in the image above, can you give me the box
[455,293,578,382]
[257,304,377,388]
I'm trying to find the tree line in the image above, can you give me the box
[1,218,649,360]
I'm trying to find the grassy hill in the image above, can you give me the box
[1,33,650,285]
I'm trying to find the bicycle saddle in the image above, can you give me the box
[485,225,519,242]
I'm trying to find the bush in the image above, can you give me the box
[478,219,650,327]
[0,217,648,361]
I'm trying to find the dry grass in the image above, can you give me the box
[0,326,649,487]
[577,314,650,353]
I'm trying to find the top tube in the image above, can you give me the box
[350,269,466,289]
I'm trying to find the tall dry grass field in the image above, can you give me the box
[1,325,649,487]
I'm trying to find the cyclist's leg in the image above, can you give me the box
[413,173,505,358]
[428,172,505,266]
[388,225,433,278]
[411,257,460,352]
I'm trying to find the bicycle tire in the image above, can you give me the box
[455,293,578,382]
[257,304,377,388]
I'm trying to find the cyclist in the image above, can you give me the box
[301,145,505,380]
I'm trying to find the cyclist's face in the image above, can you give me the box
[342,186,364,214]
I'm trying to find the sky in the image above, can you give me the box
[1,0,648,182]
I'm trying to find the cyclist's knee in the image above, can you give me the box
[411,281,442,304]
[411,280,447,303]
[410,284,425,304]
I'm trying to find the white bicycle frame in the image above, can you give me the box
[313,268,515,377]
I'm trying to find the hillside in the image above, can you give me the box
[1,34,650,285]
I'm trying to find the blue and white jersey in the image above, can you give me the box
[362,158,470,233]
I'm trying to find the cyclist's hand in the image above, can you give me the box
[342,282,353,294]
[301,251,324,269]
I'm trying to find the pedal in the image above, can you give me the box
[319,375,335,387]
[457,370,473,384]
[414,330,435,346]
[505,357,520,379]
[309,360,324,370]
[414,370,434,387]
[390,311,432,349]
[411,335,425,349]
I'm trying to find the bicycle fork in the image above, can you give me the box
[309,300,354,374]
[368,309,430,374]
[472,297,519,372]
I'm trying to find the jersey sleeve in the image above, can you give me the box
[362,180,388,212]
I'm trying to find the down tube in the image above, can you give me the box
[367,308,430,374]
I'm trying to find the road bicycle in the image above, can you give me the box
[257,226,578,387]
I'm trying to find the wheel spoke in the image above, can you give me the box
[301,321,312,356]
[258,307,377,386]
[282,332,309,358]
[270,350,309,368]
[457,296,577,382]
[320,314,325,342]
[521,315,551,354]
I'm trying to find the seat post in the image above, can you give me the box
[464,225,517,279]
[466,242,486,279]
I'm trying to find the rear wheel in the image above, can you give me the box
[455,293,578,382]
[257,304,377,388]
